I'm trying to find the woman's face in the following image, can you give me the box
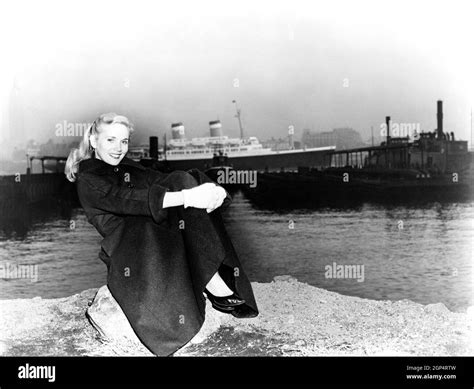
[90,123,130,166]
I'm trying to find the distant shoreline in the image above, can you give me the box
[0,160,27,176]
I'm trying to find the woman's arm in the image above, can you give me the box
[77,172,222,223]
[163,185,225,211]
[77,173,171,224]
[162,191,184,208]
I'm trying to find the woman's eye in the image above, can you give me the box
[122,140,128,145]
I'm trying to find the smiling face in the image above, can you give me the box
[90,122,130,166]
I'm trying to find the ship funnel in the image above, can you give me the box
[171,122,185,140]
[386,116,391,144]
[437,100,443,139]
[209,120,223,137]
[149,136,158,160]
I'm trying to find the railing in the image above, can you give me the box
[27,155,67,174]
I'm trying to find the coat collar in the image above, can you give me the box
[79,153,146,174]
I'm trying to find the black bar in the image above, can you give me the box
[0,356,472,388]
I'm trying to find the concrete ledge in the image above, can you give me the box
[1,277,472,356]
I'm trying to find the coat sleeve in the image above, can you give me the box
[76,172,169,223]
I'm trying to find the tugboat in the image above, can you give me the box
[204,151,241,196]
[242,100,474,208]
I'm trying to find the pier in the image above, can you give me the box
[0,156,76,220]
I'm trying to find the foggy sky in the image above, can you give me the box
[0,0,473,151]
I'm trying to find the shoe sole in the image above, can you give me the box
[211,303,235,313]
[204,292,245,307]
[206,298,246,310]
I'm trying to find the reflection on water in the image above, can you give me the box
[0,199,107,299]
[0,193,472,312]
[0,199,75,239]
[223,195,474,313]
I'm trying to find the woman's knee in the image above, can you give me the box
[165,170,199,190]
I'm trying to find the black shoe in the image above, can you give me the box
[230,303,259,318]
[204,289,245,312]
[209,303,235,314]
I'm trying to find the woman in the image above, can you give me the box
[65,113,259,356]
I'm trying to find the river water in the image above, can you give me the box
[0,192,472,312]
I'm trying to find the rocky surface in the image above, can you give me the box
[0,276,472,356]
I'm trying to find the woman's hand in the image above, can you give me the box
[182,183,227,213]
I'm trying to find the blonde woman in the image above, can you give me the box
[65,113,258,356]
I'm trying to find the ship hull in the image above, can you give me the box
[242,169,473,209]
[161,148,334,172]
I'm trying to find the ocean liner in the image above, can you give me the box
[127,100,335,171]
[129,119,335,172]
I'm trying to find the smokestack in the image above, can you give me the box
[149,136,158,160]
[437,100,443,139]
[386,116,391,144]
[171,122,185,140]
[209,120,223,137]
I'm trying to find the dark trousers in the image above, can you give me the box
[156,169,259,318]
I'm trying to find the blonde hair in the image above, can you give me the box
[65,113,134,182]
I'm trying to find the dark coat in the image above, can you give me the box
[76,155,258,356]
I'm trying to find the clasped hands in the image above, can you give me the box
[182,183,227,213]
